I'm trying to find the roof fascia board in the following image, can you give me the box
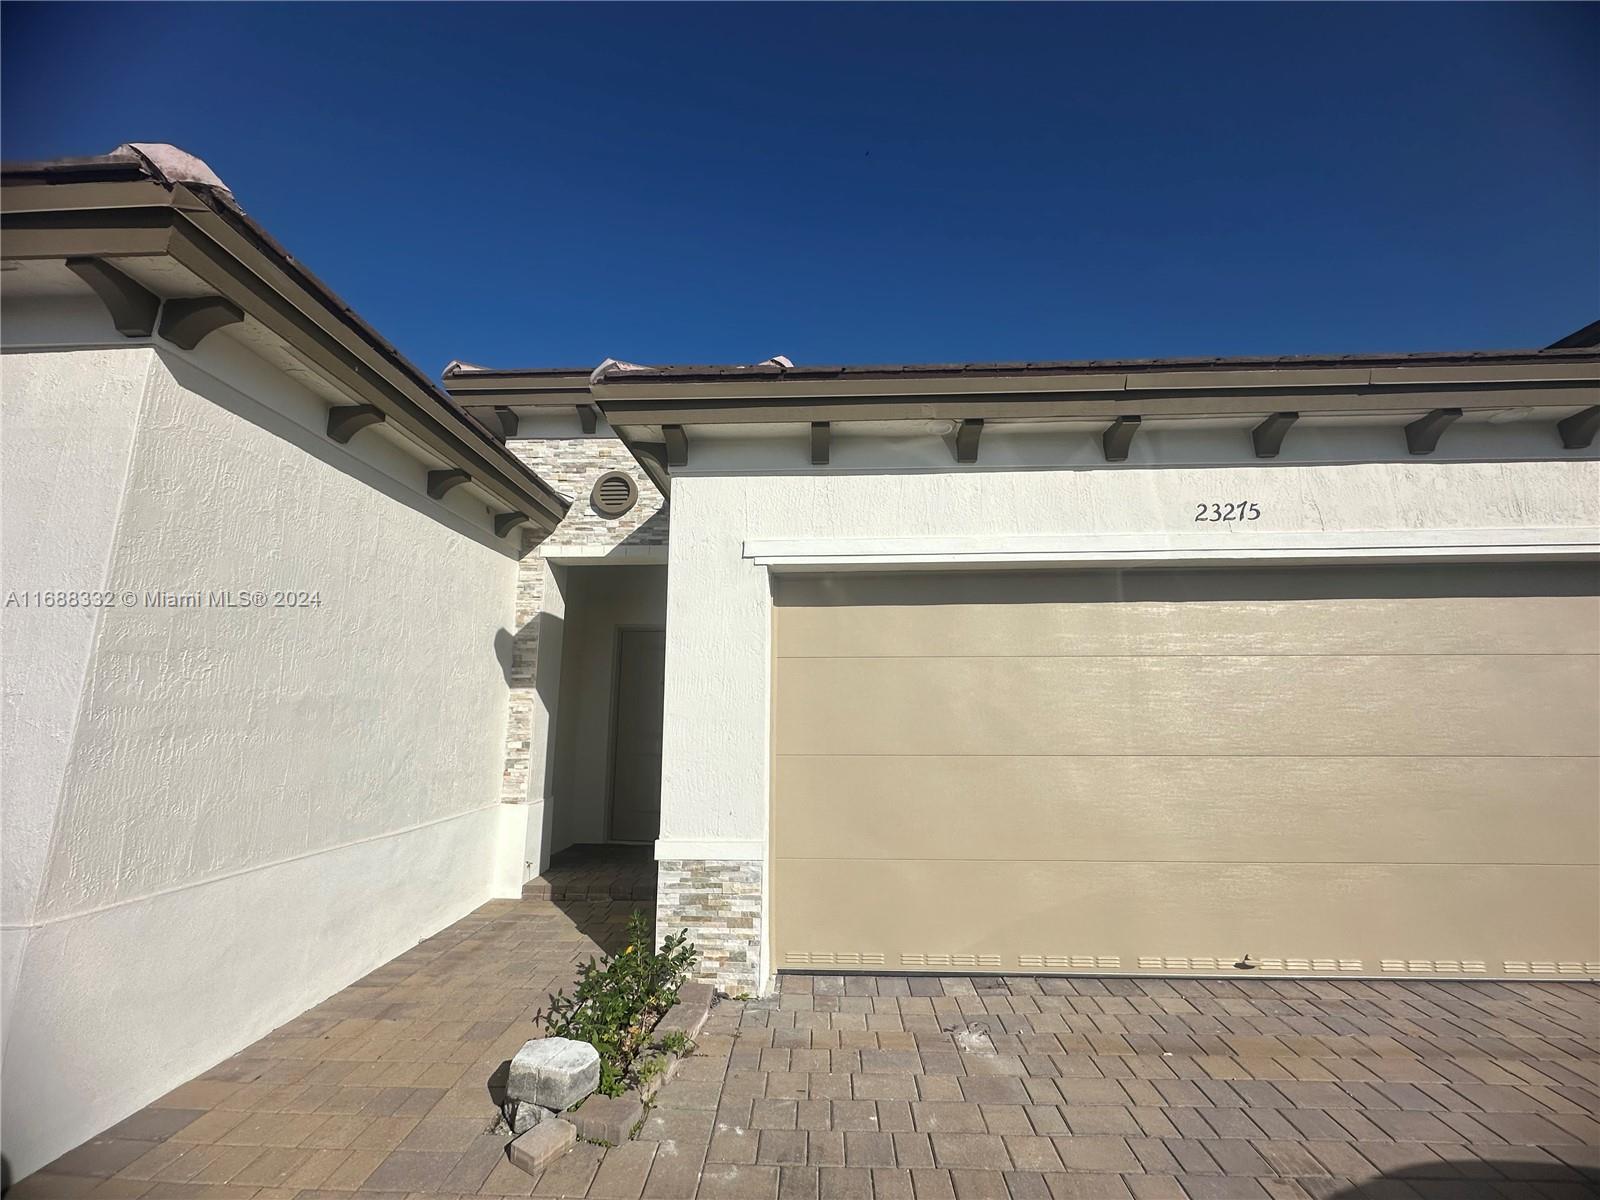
[595,381,1600,427]
[0,206,178,259]
[591,360,1595,404]
[444,375,594,396]
[0,176,175,215]
[448,389,597,407]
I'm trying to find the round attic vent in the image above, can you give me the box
[591,470,639,518]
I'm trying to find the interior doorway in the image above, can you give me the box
[608,627,665,843]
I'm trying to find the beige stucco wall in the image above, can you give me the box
[0,339,519,1176]
[657,448,1600,984]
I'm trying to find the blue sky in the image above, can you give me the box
[4,3,1596,373]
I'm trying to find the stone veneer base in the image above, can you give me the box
[656,859,762,994]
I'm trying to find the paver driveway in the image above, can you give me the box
[12,878,1598,1199]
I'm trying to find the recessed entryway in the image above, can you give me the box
[609,626,665,843]
[548,563,667,852]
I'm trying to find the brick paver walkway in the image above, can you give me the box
[13,891,1598,1199]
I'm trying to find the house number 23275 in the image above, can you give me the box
[1194,501,1261,522]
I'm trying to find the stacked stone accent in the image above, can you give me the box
[508,437,667,549]
[499,551,545,808]
[657,860,762,994]
[497,435,668,809]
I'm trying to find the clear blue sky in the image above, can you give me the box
[4,3,1596,373]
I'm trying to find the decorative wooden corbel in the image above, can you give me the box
[954,418,983,464]
[158,296,244,350]
[1102,415,1141,462]
[663,425,689,467]
[327,404,386,444]
[494,511,530,537]
[1557,405,1600,450]
[1404,408,1461,456]
[1251,412,1298,459]
[810,421,831,465]
[65,257,159,337]
[426,469,471,499]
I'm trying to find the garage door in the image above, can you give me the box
[771,564,1600,978]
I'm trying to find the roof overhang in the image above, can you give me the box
[584,349,1599,477]
[2,146,570,535]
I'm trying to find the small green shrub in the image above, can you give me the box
[542,911,697,1096]
[658,1030,689,1057]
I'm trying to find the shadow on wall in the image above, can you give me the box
[495,626,515,687]
[619,506,669,548]
[1329,1161,1598,1197]
[495,609,565,692]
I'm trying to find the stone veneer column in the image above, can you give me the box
[499,529,545,808]
[656,860,762,994]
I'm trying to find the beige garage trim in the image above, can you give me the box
[770,564,1600,977]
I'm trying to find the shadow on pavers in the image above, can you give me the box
[1328,1159,1598,1198]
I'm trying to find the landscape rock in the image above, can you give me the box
[506,1117,575,1175]
[507,1036,600,1112]
[503,1098,545,1135]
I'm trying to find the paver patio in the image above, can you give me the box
[12,857,1598,1200]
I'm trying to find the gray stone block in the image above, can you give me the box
[506,1117,575,1175]
[504,1098,545,1134]
[507,1036,601,1111]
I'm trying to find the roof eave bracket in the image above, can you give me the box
[1251,411,1299,459]
[427,468,472,500]
[954,418,983,464]
[158,295,244,350]
[1102,415,1141,462]
[65,256,159,337]
[810,421,831,466]
[327,403,386,444]
[1404,407,1462,455]
[1557,404,1600,449]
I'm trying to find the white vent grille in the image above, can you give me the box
[1019,955,1121,971]
[1138,955,1236,972]
[590,471,638,517]
[1380,959,1489,974]
[900,953,1002,970]
[1503,961,1599,976]
[784,951,885,966]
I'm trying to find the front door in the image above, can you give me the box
[609,627,666,843]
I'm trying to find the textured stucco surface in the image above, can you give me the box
[660,455,1600,983]
[1,349,150,1043]
[0,343,518,1176]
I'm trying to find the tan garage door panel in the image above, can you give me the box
[771,564,1600,978]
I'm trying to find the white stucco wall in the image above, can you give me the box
[1,340,519,1176]
[658,441,1600,979]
